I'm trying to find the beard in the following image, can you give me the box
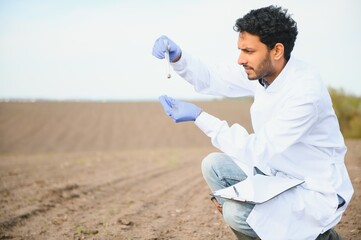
[244,54,274,80]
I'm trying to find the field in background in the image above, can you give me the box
[330,88,361,138]
[0,100,360,239]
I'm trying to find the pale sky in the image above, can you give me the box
[0,0,360,101]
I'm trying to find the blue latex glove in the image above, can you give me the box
[152,35,182,62]
[159,95,202,123]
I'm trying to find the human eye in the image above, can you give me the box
[243,49,254,54]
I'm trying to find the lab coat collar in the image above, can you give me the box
[264,57,295,93]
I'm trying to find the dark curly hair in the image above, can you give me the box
[234,5,298,61]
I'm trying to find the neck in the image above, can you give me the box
[264,58,287,85]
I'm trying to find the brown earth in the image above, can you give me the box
[0,100,360,240]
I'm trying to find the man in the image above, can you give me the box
[152,5,353,240]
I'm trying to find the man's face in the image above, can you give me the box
[237,32,276,81]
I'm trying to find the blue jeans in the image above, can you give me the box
[201,152,259,238]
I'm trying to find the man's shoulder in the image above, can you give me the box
[286,57,328,100]
[289,57,320,78]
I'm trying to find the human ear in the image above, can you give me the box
[273,43,284,60]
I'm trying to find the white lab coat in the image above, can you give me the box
[172,52,354,240]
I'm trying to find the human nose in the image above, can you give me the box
[237,51,247,66]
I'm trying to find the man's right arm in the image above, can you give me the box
[152,35,256,98]
[172,51,255,97]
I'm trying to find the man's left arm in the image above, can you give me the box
[195,95,318,172]
[158,95,318,173]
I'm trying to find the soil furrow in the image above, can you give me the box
[0,102,359,239]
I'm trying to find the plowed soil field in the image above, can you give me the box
[0,101,360,239]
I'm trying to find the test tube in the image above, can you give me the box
[163,39,171,79]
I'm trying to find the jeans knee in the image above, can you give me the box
[201,152,225,176]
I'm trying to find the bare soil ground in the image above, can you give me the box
[0,101,360,240]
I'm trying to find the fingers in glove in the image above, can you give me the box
[159,95,174,115]
[152,36,168,59]
[164,95,178,109]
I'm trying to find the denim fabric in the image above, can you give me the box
[201,152,259,238]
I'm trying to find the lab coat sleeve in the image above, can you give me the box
[171,51,256,97]
[195,111,255,174]
[195,95,318,173]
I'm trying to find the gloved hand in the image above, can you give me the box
[152,35,182,62]
[159,95,202,123]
